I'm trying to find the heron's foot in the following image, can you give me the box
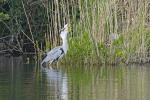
[48,65,54,70]
[56,62,59,68]
[48,63,54,70]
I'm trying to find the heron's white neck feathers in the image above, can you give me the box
[60,24,69,54]
[62,36,68,54]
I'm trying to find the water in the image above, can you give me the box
[0,56,150,100]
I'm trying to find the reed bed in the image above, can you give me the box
[0,0,150,64]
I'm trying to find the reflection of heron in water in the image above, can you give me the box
[41,24,69,67]
[42,68,68,100]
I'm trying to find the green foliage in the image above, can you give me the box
[112,36,124,46]
[67,31,93,59]
[0,0,6,3]
[97,35,126,64]
[98,43,108,57]
[145,30,150,51]
[45,38,51,52]
[113,36,124,55]
[98,43,109,63]
[0,12,10,21]
[112,36,126,62]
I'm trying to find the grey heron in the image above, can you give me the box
[41,24,69,67]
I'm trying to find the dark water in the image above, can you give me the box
[0,56,150,100]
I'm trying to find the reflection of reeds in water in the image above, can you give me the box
[66,64,150,100]
[0,56,23,71]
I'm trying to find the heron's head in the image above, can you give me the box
[60,24,70,39]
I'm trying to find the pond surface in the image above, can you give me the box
[0,56,150,100]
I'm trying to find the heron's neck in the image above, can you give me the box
[62,37,68,54]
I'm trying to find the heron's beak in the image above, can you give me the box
[59,23,71,33]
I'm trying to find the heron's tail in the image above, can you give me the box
[41,62,47,68]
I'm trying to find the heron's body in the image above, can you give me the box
[41,24,69,67]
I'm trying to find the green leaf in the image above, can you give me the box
[0,12,10,21]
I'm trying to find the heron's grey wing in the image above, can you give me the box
[42,46,64,64]
[41,46,61,61]
[47,46,61,55]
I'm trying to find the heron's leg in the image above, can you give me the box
[48,62,53,70]
[48,65,53,70]
[56,62,58,68]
